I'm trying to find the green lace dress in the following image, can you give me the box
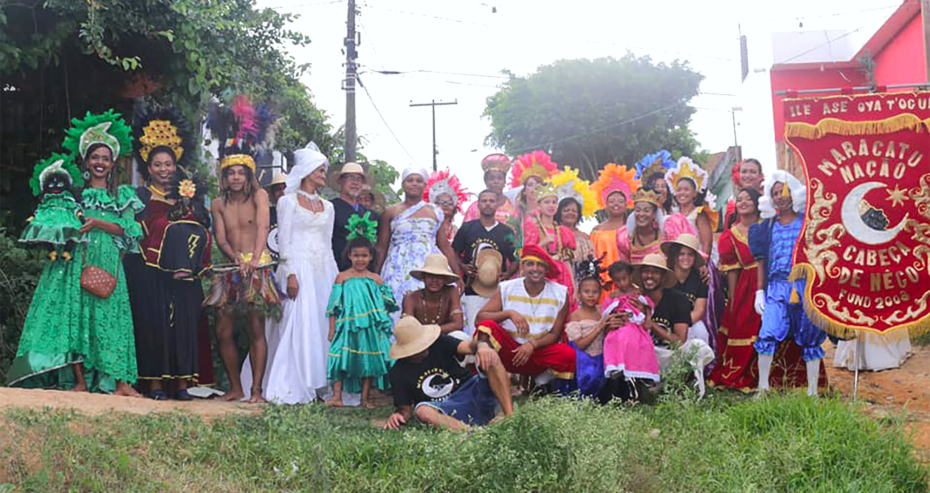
[7,185,143,392]
[326,277,398,393]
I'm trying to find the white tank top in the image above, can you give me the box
[499,278,567,344]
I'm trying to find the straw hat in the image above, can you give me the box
[659,233,706,269]
[472,248,503,298]
[633,253,677,289]
[390,316,441,359]
[268,172,288,188]
[327,162,373,190]
[410,254,460,283]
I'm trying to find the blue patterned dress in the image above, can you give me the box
[380,202,442,322]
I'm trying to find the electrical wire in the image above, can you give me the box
[356,75,420,164]
[775,25,868,64]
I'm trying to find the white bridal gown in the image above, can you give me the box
[242,192,338,404]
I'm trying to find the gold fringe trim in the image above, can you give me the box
[785,115,930,140]
[790,262,930,339]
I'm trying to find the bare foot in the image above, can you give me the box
[247,393,266,404]
[361,400,376,410]
[70,382,87,392]
[325,396,344,408]
[114,383,141,397]
[219,389,245,402]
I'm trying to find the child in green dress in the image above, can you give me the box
[326,237,398,409]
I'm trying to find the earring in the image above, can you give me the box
[82,170,90,181]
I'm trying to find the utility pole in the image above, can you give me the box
[922,0,930,82]
[410,99,457,171]
[344,0,358,163]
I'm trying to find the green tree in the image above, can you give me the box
[484,55,704,181]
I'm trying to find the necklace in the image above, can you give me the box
[148,185,167,197]
[634,227,657,247]
[419,289,444,325]
[297,189,319,201]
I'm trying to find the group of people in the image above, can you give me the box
[9,103,860,430]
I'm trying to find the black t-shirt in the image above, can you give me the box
[331,197,380,271]
[452,220,516,295]
[650,289,692,347]
[671,269,708,310]
[390,334,472,408]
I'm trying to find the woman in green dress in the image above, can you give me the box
[8,110,142,396]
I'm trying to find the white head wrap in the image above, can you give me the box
[285,142,328,194]
[402,165,429,182]
[758,170,806,219]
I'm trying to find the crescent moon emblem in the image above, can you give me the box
[840,181,908,246]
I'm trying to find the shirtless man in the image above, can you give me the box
[211,153,278,403]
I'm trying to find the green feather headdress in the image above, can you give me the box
[29,152,84,197]
[345,212,378,243]
[62,110,133,160]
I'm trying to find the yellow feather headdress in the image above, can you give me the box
[550,167,598,219]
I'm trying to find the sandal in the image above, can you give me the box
[147,390,168,401]
[174,389,193,401]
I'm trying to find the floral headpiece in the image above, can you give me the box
[133,106,192,168]
[424,169,469,212]
[29,152,84,197]
[665,156,708,193]
[550,167,598,219]
[63,110,133,161]
[591,163,639,208]
[631,188,663,209]
[481,153,512,174]
[633,149,675,181]
[346,211,378,243]
[510,150,557,188]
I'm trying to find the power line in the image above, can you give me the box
[510,100,688,154]
[776,25,869,64]
[356,75,419,164]
[765,4,899,23]
[365,67,509,79]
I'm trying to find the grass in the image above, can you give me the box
[0,391,927,493]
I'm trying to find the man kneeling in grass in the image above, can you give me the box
[383,316,514,431]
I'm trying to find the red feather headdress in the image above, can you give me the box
[424,169,469,213]
[510,150,557,188]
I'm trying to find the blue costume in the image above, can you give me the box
[748,216,826,362]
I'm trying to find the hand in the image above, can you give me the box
[463,264,478,276]
[383,412,407,430]
[754,289,766,316]
[248,256,261,275]
[512,342,535,366]
[78,217,100,234]
[287,274,300,299]
[628,298,651,318]
[699,265,710,284]
[327,328,335,342]
[510,311,530,335]
[601,313,623,331]
[475,344,500,371]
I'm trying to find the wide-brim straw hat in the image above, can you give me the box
[472,248,503,298]
[410,253,460,283]
[362,184,387,214]
[327,162,373,190]
[659,233,706,269]
[268,172,288,187]
[633,253,677,289]
[390,316,441,359]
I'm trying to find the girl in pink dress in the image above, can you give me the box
[523,182,576,307]
[601,261,660,383]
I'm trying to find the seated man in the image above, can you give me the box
[402,254,465,337]
[475,245,576,386]
[383,317,513,431]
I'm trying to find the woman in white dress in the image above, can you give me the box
[242,143,338,404]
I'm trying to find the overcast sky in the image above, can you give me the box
[258,0,895,195]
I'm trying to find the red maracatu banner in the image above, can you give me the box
[784,91,930,336]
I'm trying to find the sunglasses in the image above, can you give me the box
[435,200,455,207]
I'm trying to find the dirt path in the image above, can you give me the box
[0,387,261,419]
[824,343,930,460]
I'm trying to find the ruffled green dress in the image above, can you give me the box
[7,185,143,392]
[326,277,398,393]
[19,193,84,247]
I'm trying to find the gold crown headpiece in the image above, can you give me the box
[664,157,707,192]
[139,119,185,164]
[533,181,559,201]
[631,188,663,208]
[220,154,256,173]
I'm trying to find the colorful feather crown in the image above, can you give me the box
[510,150,557,188]
[30,152,84,197]
[550,167,598,219]
[665,156,708,193]
[633,150,675,180]
[207,95,279,174]
[63,110,133,161]
[591,163,639,208]
[575,255,606,284]
[424,169,469,212]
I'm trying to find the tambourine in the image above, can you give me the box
[266,226,280,259]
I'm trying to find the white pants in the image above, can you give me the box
[462,294,490,337]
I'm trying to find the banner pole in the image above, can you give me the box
[852,333,862,404]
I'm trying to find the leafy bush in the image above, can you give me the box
[3,393,927,492]
[0,229,45,382]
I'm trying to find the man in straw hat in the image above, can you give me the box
[475,244,576,386]
[265,171,288,227]
[629,252,714,395]
[383,316,514,430]
[749,171,825,397]
[331,162,380,271]
[453,189,519,335]
[402,254,466,337]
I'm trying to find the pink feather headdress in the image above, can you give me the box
[424,169,469,213]
[510,150,557,188]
